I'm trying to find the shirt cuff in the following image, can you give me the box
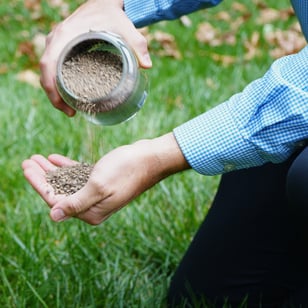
[124,0,223,28]
[173,102,266,175]
[124,1,158,28]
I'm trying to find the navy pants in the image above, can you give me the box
[167,147,308,307]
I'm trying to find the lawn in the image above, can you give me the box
[0,0,300,306]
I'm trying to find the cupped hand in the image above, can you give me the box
[40,0,152,116]
[22,133,190,225]
[22,154,78,207]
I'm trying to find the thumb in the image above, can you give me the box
[50,182,102,222]
[135,48,152,69]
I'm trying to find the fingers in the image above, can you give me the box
[23,154,57,172]
[50,178,109,223]
[22,157,64,206]
[39,0,152,115]
[114,12,152,68]
[128,32,152,68]
[47,154,78,166]
[22,153,97,220]
[39,51,76,117]
[22,154,78,207]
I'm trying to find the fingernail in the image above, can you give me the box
[66,109,75,117]
[51,209,66,222]
[144,54,152,66]
[142,54,152,67]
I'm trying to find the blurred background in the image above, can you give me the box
[0,0,303,306]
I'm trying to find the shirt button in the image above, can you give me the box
[223,164,235,172]
[295,140,306,148]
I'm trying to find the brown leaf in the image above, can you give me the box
[244,31,261,60]
[211,53,237,66]
[257,8,280,24]
[0,65,8,75]
[229,16,246,32]
[257,7,294,24]
[264,22,306,58]
[232,2,249,14]
[16,70,40,88]
[215,11,231,22]
[24,0,40,10]
[148,30,181,59]
[47,0,70,18]
[17,41,37,63]
[196,22,236,47]
[32,33,47,58]
[24,0,42,20]
[195,22,218,44]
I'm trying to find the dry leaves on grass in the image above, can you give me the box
[24,0,69,20]
[256,7,294,24]
[195,1,305,66]
[16,70,40,88]
[264,23,306,58]
[12,0,307,72]
[143,28,182,59]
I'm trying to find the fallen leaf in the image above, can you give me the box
[0,65,8,74]
[232,2,249,14]
[195,22,217,44]
[244,31,261,60]
[47,0,70,17]
[196,22,236,47]
[259,7,294,24]
[17,40,38,64]
[24,0,42,20]
[32,33,46,58]
[16,70,40,88]
[24,0,40,10]
[264,22,306,58]
[215,11,231,22]
[148,30,181,59]
[211,53,237,66]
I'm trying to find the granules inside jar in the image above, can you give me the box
[56,32,148,125]
[61,49,133,114]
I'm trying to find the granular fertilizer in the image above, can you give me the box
[61,49,129,113]
[46,163,94,195]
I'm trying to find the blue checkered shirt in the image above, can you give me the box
[125,0,308,175]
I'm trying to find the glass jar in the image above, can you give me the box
[56,31,148,125]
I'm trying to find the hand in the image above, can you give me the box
[22,133,190,225]
[40,0,152,116]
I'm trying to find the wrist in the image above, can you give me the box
[103,0,124,9]
[143,133,190,179]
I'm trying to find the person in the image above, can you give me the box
[22,0,308,306]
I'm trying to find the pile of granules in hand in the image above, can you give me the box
[46,163,94,195]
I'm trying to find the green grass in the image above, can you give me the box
[0,0,297,306]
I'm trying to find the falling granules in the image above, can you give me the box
[46,163,94,195]
[61,49,131,113]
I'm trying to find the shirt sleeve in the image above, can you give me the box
[173,46,308,175]
[124,0,223,28]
